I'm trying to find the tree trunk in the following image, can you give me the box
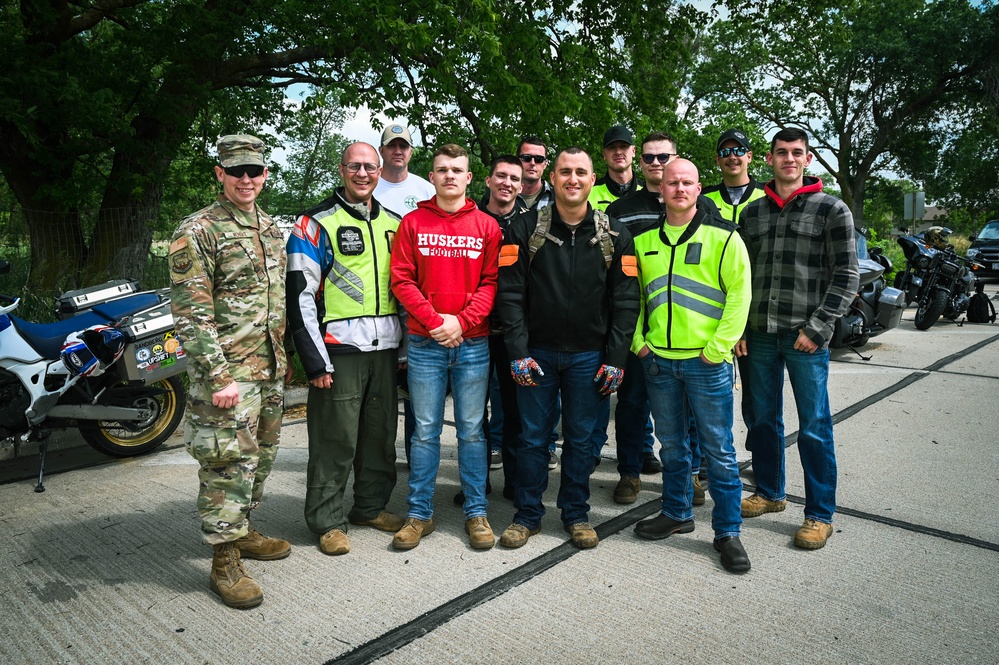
[24,205,87,294]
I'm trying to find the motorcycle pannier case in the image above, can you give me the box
[57,279,141,318]
[877,286,907,331]
[118,302,188,383]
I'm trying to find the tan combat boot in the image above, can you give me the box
[210,542,263,609]
[235,526,291,560]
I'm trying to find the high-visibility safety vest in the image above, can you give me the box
[702,178,766,226]
[632,212,750,359]
[587,174,642,211]
[315,206,399,323]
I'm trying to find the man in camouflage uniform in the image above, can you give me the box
[170,134,289,609]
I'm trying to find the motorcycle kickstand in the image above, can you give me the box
[26,429,52,493]
[847,345,872,362]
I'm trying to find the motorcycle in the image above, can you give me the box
[0,259,187,491]
[830,230,907,350]
[893,229,979,330]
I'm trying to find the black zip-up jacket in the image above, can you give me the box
[497,204,640,367]
[606,187,725,236]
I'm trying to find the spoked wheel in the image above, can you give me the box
[79,375,186,457]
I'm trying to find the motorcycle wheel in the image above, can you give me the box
[79,375,186,457]
[914,289,948,330]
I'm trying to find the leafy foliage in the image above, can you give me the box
[691,0,998,224]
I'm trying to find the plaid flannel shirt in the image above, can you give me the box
[739,177,859,348]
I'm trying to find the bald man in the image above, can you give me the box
[630,159,754,573]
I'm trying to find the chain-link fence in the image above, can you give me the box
[0,205,171,322]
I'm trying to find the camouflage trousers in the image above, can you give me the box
[184,379,283,544]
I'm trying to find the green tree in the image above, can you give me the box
[264,98,349,216]
[691,0,998,226]
[1,0,700,295]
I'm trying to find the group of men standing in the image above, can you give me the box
[169,120,858,609]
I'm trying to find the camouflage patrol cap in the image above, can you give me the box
[217,134,266,167]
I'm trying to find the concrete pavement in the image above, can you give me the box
[1,305,997,665]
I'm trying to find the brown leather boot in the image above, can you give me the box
[210,542,263,609]
[235,526,291,561]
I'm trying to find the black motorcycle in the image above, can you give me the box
[830,230,907,349]
[894,229,979,330]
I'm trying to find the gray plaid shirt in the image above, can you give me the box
[739,177,859,348]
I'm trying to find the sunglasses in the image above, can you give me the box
[641,153,676,165]
[519,154,547,164]
[342,162,380,174]
[223,165,265,178]
[717,147,749,158]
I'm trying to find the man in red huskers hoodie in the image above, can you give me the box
[390,143,503,551]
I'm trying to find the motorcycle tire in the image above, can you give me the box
[79,375,185,457]
[914,289,949,330]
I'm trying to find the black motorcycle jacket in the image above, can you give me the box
[497,204,640,367]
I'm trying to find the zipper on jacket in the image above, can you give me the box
[665,245,677,347]
[366,217,381,316]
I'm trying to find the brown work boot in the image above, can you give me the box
[564,522,599,549]
[741,493,787,518]
[465,516,496,550]
[692,475,706,506]
[235,527,291,561]
[348,511,405,533]
[794,519,834,550]
[613,476,641,504]
[392,518,435,550]
[500,523,540,548]
[319,528,350,555]
[210,542,263,609]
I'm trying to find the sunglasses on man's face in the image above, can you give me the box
[223,165,265,179]
[519,154,547,164]
[717,147,749,158]
[641,153,676,165]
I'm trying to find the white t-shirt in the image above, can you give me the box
[374,173,436,217]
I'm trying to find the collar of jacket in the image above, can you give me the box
[710,175,763,205]
[658,208,706,247]
[763,176,823,209]
[333,187,379,221]
[597,172,643,198]
[477,197,524,226]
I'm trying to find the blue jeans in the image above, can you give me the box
[515,348,602,528]
[405,334,490,520]
[486,365,503,452]
[745,329,836,523]
[614,351,656,476]
[642,354,742,539]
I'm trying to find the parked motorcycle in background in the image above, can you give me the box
[0,259,187,491]
[894,226,980,330]
[830,230,907,349]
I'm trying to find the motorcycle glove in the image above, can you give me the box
[593,364,624,395]
[511,357,544,387]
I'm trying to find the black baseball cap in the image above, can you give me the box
[603,125,634,147]
[717,129,751,151]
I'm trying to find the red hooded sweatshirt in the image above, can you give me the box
[390,196,502,338]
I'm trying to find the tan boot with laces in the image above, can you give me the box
[235,526,291,560]
[210,542,263,609]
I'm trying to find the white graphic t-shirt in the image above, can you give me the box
[374,173,436,218]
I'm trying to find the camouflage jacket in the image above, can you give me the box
[169,196,287,392]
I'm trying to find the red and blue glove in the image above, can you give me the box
[593,364,624,395]
[511,357,544,387]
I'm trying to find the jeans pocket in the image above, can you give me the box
[408,334,433,348]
